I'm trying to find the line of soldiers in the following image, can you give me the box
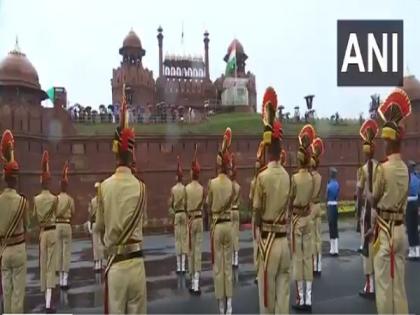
[0,85,415,315]
[0,133,76,313]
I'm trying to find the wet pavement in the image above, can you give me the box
[8,219,420,314]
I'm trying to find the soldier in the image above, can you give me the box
[168,157,188,273]
[230,155,241,268]
[186,145,204,295]
[207,127,235,315]
[371,89,411,314]
[95,86,147,314]
[406,160,420,260]
[0,130,29,314]
[356,119,379,298]
[290,124,315,312]
[88,182,104,272]
[56,161,75,290]
[253,87,291,314]
[310,138,324,276]
[34,150,59,313]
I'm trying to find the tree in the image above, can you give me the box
[99,104,106,122]
[85,106,92,123]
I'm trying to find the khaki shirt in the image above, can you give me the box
[89,196,98,222]
[357,159,378,197]
[206,173,234,214]
[373,153,408,214]
[56,192,75,220]
[290,169,314,209]
[232,180,241,210]
[95,166,147,247]
[169,182,186,214]
[249,178,256,203]
[34,190,58,226]
[311,171,322,203]
[185,180,204,213]
[253,161,290,222]
[0,188,30,237]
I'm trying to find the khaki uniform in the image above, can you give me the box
[169,183,188,256]
[249,177,258,267]
[373,153,409,314]
[56,192,75,273]
[186,180,204,275]
[34,190,58,292]
[231,181,241,252]
[357,161,378,280]
[310,171,322,272]
[95,166,147,314]
[89,197,104,261]
[290,169,314,282]
[0,188,29,314]
[253,161,291,314]
[207,173,234,300]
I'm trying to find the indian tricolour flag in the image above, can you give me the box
[225,43,237,76]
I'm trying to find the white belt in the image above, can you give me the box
[327,201,338,206]
[408,196,418,202]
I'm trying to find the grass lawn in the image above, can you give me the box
[75,112,361,137]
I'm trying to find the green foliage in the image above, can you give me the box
[75,112,361,136]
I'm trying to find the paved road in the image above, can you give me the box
[9,219,420,314]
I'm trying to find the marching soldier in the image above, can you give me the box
[371,89,411,314]
[168,157,188,273]
[34,150,59,313]
[95,86,147,314]
[310,138,324,276]
[207,127,235,315]
[290,124,315,312]
[0,130,29,314]
[186,145,204,295]
[56,161,75,290]
[356,119,379,298]
[253,87,291,314]
[88,182,104,272]
[230,156,241,268]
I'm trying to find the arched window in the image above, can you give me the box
[165,67,170,76]
[176,67,182,76]
[183,68,188,76]
[188,68,193,77]
[193,69,198,77]
[171,67,176,76]
[198,69,204,77]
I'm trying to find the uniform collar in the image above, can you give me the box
[298,168,308,174]
[116,166,132,174]
[3,188,16,193]
[387,153,401,161]
[218,173,228,179]
[268,161,281,168]
[41,189,51,194]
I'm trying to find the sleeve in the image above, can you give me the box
[373,163,385,205]
[234,185,241,207]
[249,180,255,201]
[23,197,31,230]
[32,198,39,225]
[168,188,174,215]
[142,184,148,224]
[94,185,105,234]
[88,200,92,217]
[253,175,263,227]
[206,180,213,211]
[356,167,365,190]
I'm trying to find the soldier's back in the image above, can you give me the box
[185,181,203,211]
[292,170,314,207]
[0,188,25,236]
[209,174,233,213]
[34,190,57,223]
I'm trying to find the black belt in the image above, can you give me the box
[384,220,403,226]
[261,231,287,239]
[42,226,56,231]
[175,210,186,214]
[113,250,143,264]
[190,215,202,219]
[7,239,25,247]
[215,219,230,225]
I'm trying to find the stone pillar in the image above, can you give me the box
[204,30,210,80]
[157,26,164,77]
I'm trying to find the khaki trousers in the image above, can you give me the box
[1,243,26,314]
[374,225,408,314]
[56,223,72,272]
[188,218,203,275]
[39,229,57,292]
[363,243,374,275]
[258,237,291,314]
[292,216,313,281]
[174,212,188,255]
[92,223,104,261]
[213,221,233,299]
[310,203,322,255]
[231,210,240,251]
[107,257,147,314]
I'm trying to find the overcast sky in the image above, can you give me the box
[0,0,419,117]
